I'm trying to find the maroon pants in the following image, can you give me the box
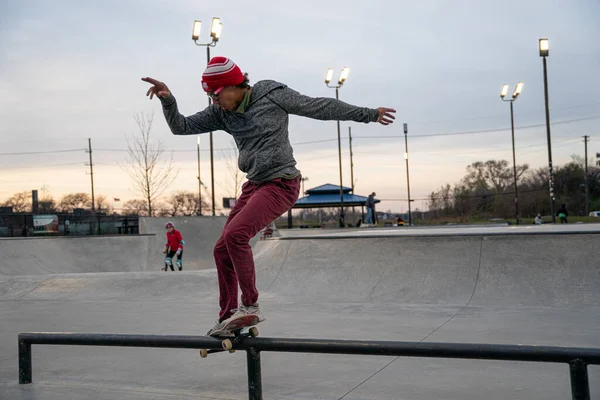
[213,176,300,321]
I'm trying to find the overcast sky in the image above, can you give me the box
[1,0,599,213]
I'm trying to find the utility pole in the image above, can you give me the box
[584,135,590,216]
[86,138,95,211]
[349,127,355,192]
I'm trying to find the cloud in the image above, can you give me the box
[1,0,599,212]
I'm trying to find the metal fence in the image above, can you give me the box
[18,332,600,400]
[0,213,139,237]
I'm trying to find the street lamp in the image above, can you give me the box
[403,123,412,226]
[539,37,556,223]
[325,66,350,228]
[500,81,523,225]
[192,17,222,216]
[301,176,309,196]
[196,136,202,215]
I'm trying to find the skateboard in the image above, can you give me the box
[199,314,260,358]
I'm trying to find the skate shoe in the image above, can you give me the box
[206,319,234,337]
[229,303,266,323]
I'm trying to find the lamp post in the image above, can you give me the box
[325,66,350,228]
[349,127,355,192]
[539,38,556,223]
[301,176,309,196]
[403,123,412,226]
[196,136,202,215]
[192,17,222,216]
[583,135,590,216]
[500,81,523,225]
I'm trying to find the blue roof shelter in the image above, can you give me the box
[293,184,380,209]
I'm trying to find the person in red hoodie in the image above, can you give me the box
[162,222,184,271]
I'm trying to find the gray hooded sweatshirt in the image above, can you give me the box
[159,80,379,183]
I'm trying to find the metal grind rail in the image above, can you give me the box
[18,332,600,400]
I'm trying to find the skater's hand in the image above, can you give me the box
[142,77,171,99]
[376,107,396,126]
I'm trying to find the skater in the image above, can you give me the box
[142,56,396,335]
[365,192,376,225]
[162,222,184,271]
[557,204,568,224]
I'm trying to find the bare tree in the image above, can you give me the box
[58,193,91,212]
[94,195,113,214]
[38,197,57,213]
[38,186,57,213]
[219,139,247,200]
[122,199,149,216]
[167,190,209,216]
[2,191,31,212]
[570,154,596,171]
[121,112,178,216]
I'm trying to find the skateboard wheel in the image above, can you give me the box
[228,349,236,354]
[222,339,233,351]
[199,349,208,358]
[249,327,259,337]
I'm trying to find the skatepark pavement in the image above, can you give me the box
[1,221,599,399]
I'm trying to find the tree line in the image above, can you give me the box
[427,157,600,219]
[1,112,246,218]
[0,190,211,217]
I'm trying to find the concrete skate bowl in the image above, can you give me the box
[244,232,600,398]
[2,229,600,400]
[0,235,156,276]
[139,216,262,271]
[253,232,600,310]
[0,216,243,278]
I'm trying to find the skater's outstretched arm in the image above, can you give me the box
[142,77,226,135]
[267,86,396,125]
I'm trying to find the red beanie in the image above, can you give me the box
[201,56,245,93]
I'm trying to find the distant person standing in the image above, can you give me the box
[557,204,569,224]
[163,222,184,271]
[365,192,376,225]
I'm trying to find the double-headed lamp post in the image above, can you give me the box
[500,81,523,225]
[325,66,350,228]
[403,123,412,226]
[196,136,202,215]
[192,17,222,216]
[539,38,556,223]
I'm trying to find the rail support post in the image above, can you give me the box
[246,347,262,400]
[569,359,590,400]
[19,337,32,384]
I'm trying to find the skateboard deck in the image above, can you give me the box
[200,315,260,358]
